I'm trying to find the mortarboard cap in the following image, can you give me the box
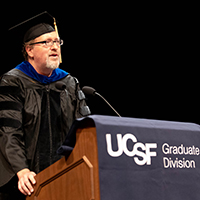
[9,11,57,43]
[8,11,62,63]
[23,23,55,43]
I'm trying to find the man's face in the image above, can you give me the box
[29,31,61,71]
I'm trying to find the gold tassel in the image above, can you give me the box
[53,18,62,63]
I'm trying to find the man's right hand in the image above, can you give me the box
[17,168,36,196]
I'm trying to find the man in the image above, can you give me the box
[0,13,90,199]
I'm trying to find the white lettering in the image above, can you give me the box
[163,157,169,168]
[145,143,157,165]
[162,143,200,156]
[163,157,196,169]
[106,133,157,166]
[106,134,123,157]
[133,142,147,165]
[122,134,137,157]
[162,143,169,154]
[106,134,199,169]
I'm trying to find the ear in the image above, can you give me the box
[26,45,34,59]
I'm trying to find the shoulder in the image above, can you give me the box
[1,68,38,87]
[0,69,23,86]
[0,69,25,100]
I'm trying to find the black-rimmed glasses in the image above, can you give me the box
[29,39,64,47]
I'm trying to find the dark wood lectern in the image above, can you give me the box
[26,122,100,200]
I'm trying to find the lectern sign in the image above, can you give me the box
[65,115,200,200]
[105,132,200,170]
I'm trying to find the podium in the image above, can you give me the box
[27,115,200,200]
[26,119,99,200]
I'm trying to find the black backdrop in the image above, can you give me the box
[2,3,198,124]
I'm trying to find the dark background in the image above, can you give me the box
[2,3,198,124]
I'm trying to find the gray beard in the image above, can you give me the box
[46,57,60,70]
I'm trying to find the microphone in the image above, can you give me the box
[82,86,96,96]
[82,86,121,117]
[55,82,66,90]
[55,82,91,116]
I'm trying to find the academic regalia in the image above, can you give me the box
[0,11,90,199]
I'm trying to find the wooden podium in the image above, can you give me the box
[26,121,100,200]
[26,115,200,200]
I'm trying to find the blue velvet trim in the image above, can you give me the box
[15,61,68,84]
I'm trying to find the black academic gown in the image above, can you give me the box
[0,65,90,189]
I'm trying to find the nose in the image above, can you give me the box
[50,43,60,51]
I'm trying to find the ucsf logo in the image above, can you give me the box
[106,133,157,166]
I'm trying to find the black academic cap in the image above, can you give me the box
[9,11,57,43]
[23,23,55,43]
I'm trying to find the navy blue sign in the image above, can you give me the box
[59,115,200,200]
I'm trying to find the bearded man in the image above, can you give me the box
[0,13,90,200]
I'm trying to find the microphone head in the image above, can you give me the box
[82,86,96,96]
[55,82,66,90]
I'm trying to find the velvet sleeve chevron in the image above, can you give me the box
[0,81,28,175]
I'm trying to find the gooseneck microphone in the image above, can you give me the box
[82,86,121,117]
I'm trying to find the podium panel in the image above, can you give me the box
[27,126,100,200]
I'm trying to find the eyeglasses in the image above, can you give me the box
[29,39,64,47]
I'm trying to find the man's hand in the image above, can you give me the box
[17,168,36,196]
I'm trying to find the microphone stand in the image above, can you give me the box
[95,92,121,117]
